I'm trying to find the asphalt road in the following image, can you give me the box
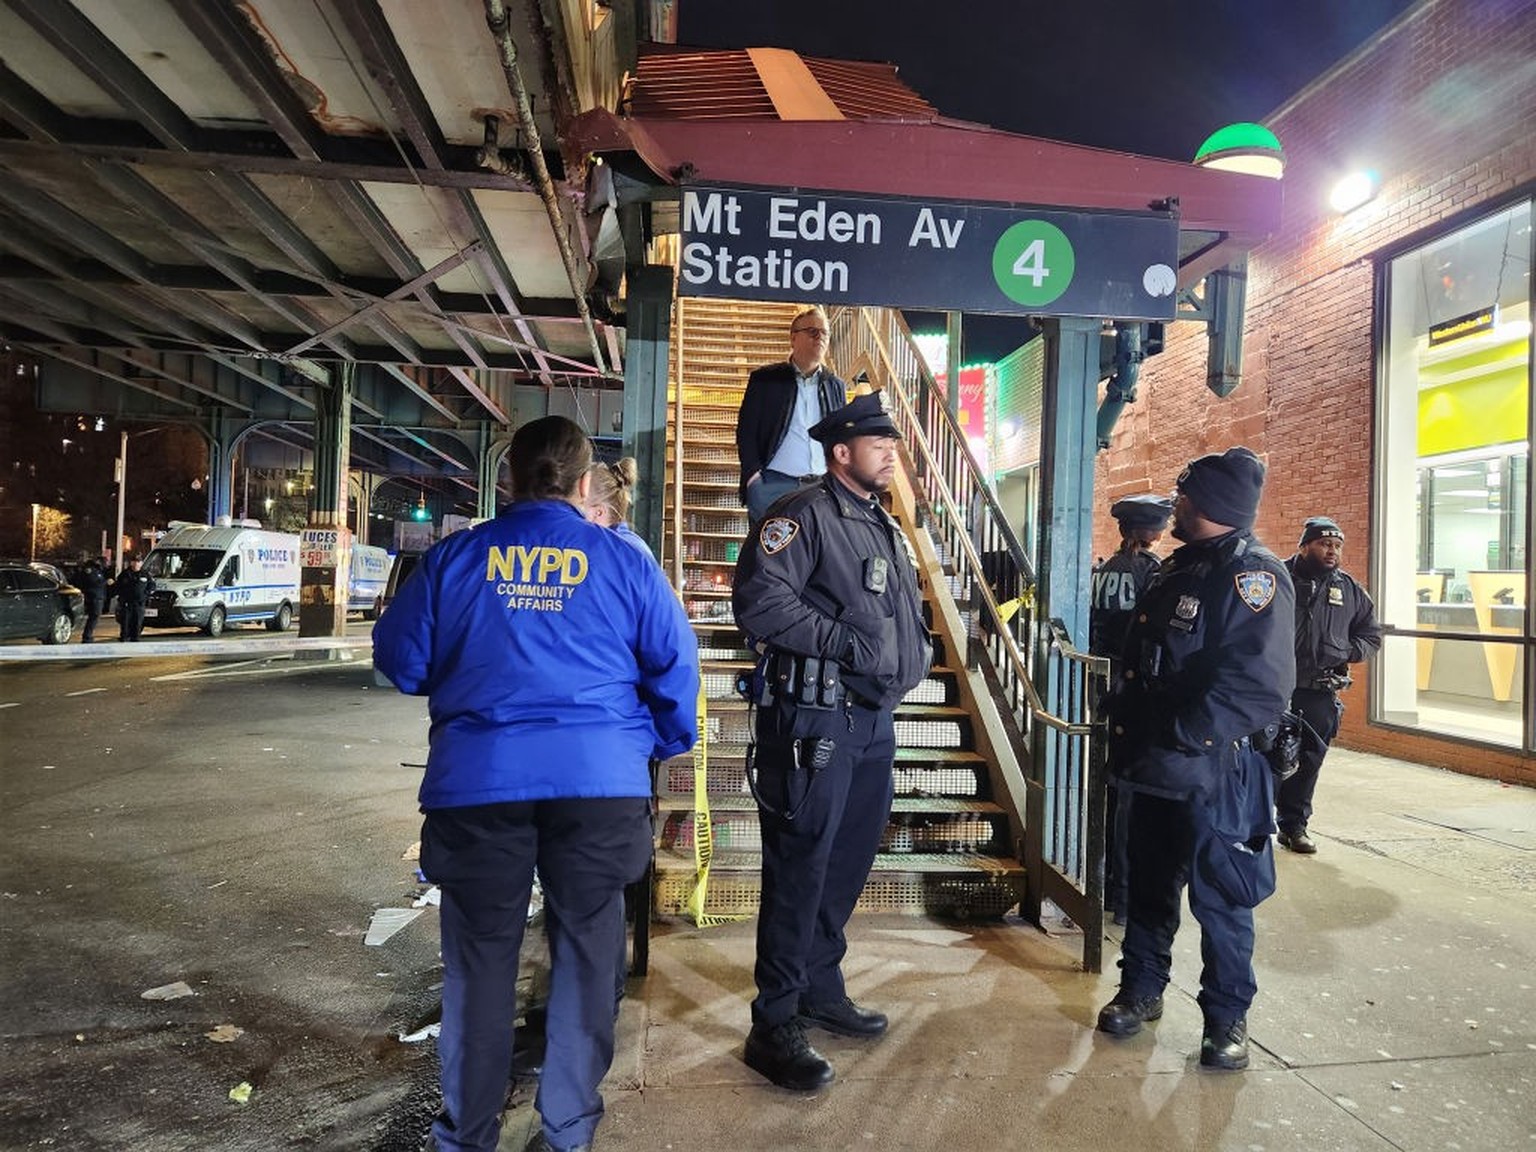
[0,644,459,1150]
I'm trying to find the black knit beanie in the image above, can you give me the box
[1175,447,1266,529]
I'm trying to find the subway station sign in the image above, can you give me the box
[678,184,1179,321]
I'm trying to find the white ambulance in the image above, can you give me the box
[142,520,301,636]
[347,544,390,619]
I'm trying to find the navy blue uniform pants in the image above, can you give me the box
[1119,747,1274,1025]
[752,704,895,1026]
[421,797,651,1152]
[1277,686,1342,834]
[119,604,145,641]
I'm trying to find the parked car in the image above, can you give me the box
[0,561,84,644]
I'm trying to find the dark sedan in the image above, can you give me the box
[0,562,84,644]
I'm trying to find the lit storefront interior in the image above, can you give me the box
[1376,198,1534,748]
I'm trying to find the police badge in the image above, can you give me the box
[1235,570,1277,612]
[1175,595,1201,620]
[759,517,799,555]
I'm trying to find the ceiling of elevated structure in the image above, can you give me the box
[0,0,632,488]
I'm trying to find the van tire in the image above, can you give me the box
[205,605,226,637]
[364,596,382,621]
[269,602,293,632]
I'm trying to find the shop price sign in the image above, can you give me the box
[679,184,1178,321]
[300,528,341,568]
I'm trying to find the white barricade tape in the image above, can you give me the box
[0,635,374,662]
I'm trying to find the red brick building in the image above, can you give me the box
[1099,0,1536,784]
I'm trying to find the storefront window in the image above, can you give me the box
[1376,199,1533,748]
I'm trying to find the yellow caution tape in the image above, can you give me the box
[685,680,747,928]
[996,583,1036,624]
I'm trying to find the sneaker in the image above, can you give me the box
[1200,1016,1249,1070]
[744,1020,835,1091]
[1096,991,1164,1036]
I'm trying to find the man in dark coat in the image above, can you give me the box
[1277,517,1382,854]
[1097,447,1295,1072]
[736,307,848,524]
[77,559,108,642]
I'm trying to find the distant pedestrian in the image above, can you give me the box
[77,559,108,642]
[584,457,653,559]
[110,556,155,642]
[1277,517,1382,854]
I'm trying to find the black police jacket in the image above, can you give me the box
[1089,546,1161,659]
[1284,556,1382,689]
[735,362,847,502]
[1106,528,1295,799]
[732,473,930,711]
[111,568,156,607]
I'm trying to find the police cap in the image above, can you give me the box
[1110,493,1173,530]
[809,391,901,445]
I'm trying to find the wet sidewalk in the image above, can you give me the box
[515,748,1536,1151]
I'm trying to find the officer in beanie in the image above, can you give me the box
[1097,446,1294,1071]
[732,390,930,1092]
[1277,517,1381,854]
[1090,492,1173,924]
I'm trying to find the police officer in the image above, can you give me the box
[732,391,930,1091]
[1090,493,1173,923]
[77,559,108,642]
[110,556,155,642]
[1096,447,1295,1072]
[373,416,699,1152]
[1277,517,1381,854]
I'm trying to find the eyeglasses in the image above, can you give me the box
[792,327,828,339]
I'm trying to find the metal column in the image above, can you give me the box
[299,363,353,639]
[622,265,673,558]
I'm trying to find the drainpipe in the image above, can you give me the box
[1095,323,1143,450]
[483,0,609,378]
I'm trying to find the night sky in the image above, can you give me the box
[676,0,1421,358]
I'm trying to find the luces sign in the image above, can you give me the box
[679,184,1179,321]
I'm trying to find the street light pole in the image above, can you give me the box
[30,503,39,561]
[114,430,127,567]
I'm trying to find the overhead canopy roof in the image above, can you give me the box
[578,45,1283,291]
[0,0,631,489]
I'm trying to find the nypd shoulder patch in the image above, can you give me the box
[759,517,799,555]
[1235,570,1277,612]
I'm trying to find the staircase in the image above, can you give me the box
[651,297,1028,923]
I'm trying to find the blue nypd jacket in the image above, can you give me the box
[373,500,699,809]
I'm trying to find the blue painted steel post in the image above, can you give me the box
[1024,316,1100,919]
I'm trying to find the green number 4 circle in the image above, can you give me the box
[992,220,1075,308]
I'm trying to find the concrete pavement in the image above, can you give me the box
[1,651,1531,1151]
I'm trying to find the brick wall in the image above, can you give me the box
[1098,0,1536,785]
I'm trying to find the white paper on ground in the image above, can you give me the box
[364,906,424,946]
[398,1022,441,1043]
[412,886,440,907]
[141,981,196,1000]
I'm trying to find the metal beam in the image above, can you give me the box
[9,0,200,151]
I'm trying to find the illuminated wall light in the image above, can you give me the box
[1329,171,1379,214]
[1193,123,1286,179]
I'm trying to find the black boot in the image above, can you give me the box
[744,1020,835,1091]
[1200,1016,1249,1070]
[1096,990,1164,1037]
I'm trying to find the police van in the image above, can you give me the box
[142,520,301,636]
[348,544,390,619]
